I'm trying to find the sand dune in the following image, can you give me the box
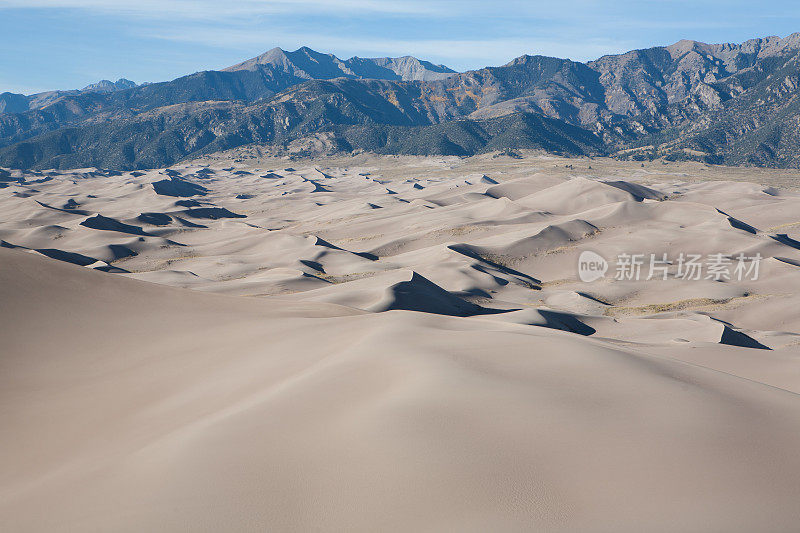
[3,152,800,530]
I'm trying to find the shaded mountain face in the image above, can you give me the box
[0,78,140,115]
[0,79,604,170]
[0,92,28,114]
[2,37,800,170]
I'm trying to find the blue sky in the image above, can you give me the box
[1,0,798,94]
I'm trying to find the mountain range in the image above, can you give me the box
[0,78,138,114]
[223,46,456,81]
[1,36,800,170]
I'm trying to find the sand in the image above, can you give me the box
[2,151,800,531]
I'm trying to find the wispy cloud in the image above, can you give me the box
[0,79,46,95]
[0,0,638,69]
[145,26,632,65]
[0,0,447,18]
[3,0,799,92]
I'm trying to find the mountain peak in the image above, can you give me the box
[223,46,456,81]
[662,34,800,60]
[81,78,137,93]
[227,47,289,69]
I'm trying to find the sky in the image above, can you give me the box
[1,0,799,94]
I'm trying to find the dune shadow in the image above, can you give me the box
[536,310,596,336]
[174,216,208,228]
[448,244,541,286]
[182,207,246,219]
[771,233,800,250]
[35,248,97,267]
[720,326,770,350]
[314,237,378,261]
[137,212,172,226]
[108,244,138,260]
[299,259,325,273]
[175,199,202,207]
[36,200,90,216]
[377,272,515,318]
[80,215,151,236]
[716,209,759,234]
[152,178,208,197]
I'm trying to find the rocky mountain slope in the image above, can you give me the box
[224,46,456,81]
[1,36,800,170]
[0,78,139,114]
[81,78,138,93]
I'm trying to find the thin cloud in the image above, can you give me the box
[0,0,446,18]
[4,0,798,91]
[143,26,633,67]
